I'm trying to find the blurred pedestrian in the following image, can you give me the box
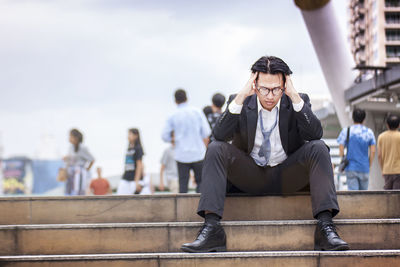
[162,89,211,193]
[90,167,111,195]
[117,128,144,195]
[138,165,153,195]
[378,114,400,190]
[159,132,178,193]
[337,108,376,190]
[63,129,95,195]
[203,93,226,130]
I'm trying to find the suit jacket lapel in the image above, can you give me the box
[279,95,290,154]
[246,94,258,154]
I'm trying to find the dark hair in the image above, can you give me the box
[174,89,187,104]
[352,108,366,123]
[129,128,143,148]
[70,129,83,152]
[251,56,293,85]
[203,105,212,116]
[212,93,226,108]
[387,114,400,130]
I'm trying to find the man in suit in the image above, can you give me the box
[181,56,349,252]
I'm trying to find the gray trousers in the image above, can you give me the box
[383,174,400,190]
[197,140,339,219]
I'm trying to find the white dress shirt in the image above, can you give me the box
[229,96,304,167]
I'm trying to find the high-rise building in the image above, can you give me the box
[349,0,400,67]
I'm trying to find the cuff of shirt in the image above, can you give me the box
[228,101,243,114]
[292,99,304,112]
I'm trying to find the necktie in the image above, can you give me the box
[255,108,278,166]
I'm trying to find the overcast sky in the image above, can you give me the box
[0,0,349,176]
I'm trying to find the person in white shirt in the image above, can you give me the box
[161,89,211,193]
[63,129,95,196]
[159,132,179,193]
[181,56,348,253]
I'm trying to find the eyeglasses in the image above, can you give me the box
[256,84,284,96]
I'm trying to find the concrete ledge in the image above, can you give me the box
[0,191,399,224]
[1,250,400,267]
[0,219,399,255]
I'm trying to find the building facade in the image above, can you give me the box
[349,0,400,67]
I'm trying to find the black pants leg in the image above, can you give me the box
[177,161,204,193]
[197,141,277,217]
[177,162,191,193]
[197,140,339,218]
[192,161,203,193]
[279,140,339,218]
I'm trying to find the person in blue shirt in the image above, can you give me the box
[162,89,211,193]
[337,108,376,190]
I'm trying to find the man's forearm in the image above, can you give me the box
[369,146,376,166]
[369,153,375,166]
[233,92,249,105]
[203,138,209,147]
[286,91,302,105]
[339,145,344,158]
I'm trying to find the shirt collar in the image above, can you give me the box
[256,96,281,113]
[177,102,188,108]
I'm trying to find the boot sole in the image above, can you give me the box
[181,246,227,253]
[314,244,350,251]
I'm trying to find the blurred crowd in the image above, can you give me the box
[58,90,226,196]
[336,109,400,190]
[58,90,400,196]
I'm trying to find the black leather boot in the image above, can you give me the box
[181,222,226,253]
[314,221,349,251]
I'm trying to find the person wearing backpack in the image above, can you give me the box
[337,109,376,190]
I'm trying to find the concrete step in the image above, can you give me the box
[1,250,400,267]
[1,191,399,224]
[0,219,399,255]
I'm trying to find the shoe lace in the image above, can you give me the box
[321,222,339,235]
[196,224,211,239]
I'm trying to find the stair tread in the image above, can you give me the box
[0,190,399,201]
[1,218,399,229]
[2,250,400,261]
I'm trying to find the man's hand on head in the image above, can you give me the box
[234,72,258,105]
[284,75,302,104]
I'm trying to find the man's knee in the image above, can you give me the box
[308,140,329,155]
[207,141,227,156]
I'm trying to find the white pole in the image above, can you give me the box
[295,0,356,127]
[295,0,383,190]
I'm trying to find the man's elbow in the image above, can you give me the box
[309,127,323,140]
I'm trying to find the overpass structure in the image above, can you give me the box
[295,0,400,190]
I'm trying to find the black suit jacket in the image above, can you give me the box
[213,93,323,156]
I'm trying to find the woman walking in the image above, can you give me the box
[63,129,95,195]
[117,128,144,195]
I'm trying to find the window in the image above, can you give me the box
[385,12,400,24]
[386,29,400,41]
[385,0,400,7]
[386,46,400,58]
